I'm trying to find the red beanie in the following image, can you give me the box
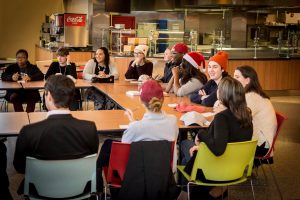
[172,43,188,54]
[183,52,206,69]
[209,51,228,70]
[140,80,163,103]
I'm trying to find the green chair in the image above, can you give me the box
[24,154,98,200]
[178,140,258,200]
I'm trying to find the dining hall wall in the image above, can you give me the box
[0,0,63,62]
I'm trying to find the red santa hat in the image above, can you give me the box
[172,43,188,54]
[183,52,206,69]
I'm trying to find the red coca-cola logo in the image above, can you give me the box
[65,14,86,26]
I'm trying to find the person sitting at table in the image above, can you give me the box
[178,77,253,200]
[83,47,119,80]
[13,75,99,195]
[234,65,277,165]
[124,45,153,80]
[96,80,179,194]
[83,47,119,110]
[165,43,189,92]
[189,51,229,107]
[1,49,44,112]
[169,52,207,97]
[44,47,81,110]
[159,47,173,83]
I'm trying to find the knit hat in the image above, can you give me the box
[172,43,188,54]
[209,51,229,70]
[183,52,206,69]
[134,45,149,57]
[140,80,163,103]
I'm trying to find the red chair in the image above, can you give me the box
[104,141,176,200]
[104,142,131,199]
[255,111,287,200]
[77,65,85,79]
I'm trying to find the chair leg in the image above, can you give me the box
[250,178,256,200]
[187,182,191,200]
[267,161,283,200]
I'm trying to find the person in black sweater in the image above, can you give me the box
[44,47,81,110]
[179,77,253,200]
[1,49,44,112]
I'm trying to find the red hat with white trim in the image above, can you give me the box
[183,52,206,69]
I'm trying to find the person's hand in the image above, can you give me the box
[189,145,199,157]
[213,100,226,114]
[98,71,106,78]
[22,74,31,82]
[12,73,19,81]
[124,108,135,122]
[199,89,209,100]
[66,55,71,65]
[134,57,142,66]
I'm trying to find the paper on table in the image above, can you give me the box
[126,90,140,96]
[119,125,129,129]
[168,103,178,108]
[125,78,137,81]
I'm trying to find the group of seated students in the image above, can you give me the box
[0,43,277,200]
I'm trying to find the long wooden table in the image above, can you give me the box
[0,112,29,136]
[0,79,207,136]
[28,110,130,134]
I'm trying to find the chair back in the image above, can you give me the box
[190,140,257,182]
[24,154,97,199]
[106,142,131,187]
[265,112,287,157]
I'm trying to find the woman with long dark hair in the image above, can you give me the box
[179,77,253,200]
[234,65,277,159]
[171,52,207,97]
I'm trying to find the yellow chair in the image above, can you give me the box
[178,140,258,200]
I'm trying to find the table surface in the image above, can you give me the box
[1,79,209,136]
[0,112,29,136]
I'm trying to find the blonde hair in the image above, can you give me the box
[144,97,163,113]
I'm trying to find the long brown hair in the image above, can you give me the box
[180,59,207,85]
[218,77,252,128]
[236,65,269,99]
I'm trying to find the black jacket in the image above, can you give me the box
[1,62,44,81]
[45,62,77,79]
[118,140,177,200]
[13,114,99,174]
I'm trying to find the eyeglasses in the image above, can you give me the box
[134,52,143,55]
[16,56,26,60]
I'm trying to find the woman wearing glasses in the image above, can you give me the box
[124,45,153,80]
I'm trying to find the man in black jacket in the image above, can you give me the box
[1,49,44,112]
[13,75,99,194]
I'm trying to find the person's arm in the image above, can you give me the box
[125,60,137,79]
[172,66,181,94]
[1,65,17,81]
[27,65,44,81]
[66,63,77,79]
[197,113,229,156]
[121,122,138,143]
[201,90,218,107]
[190,91,202,104]
[109,65,119,80]
[83,59,96,81]
[45,62,57,79]
[165,76,174,93]
[176,79,202,97]
[13,127,30,174]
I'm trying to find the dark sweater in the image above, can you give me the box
[190,72,229,107]
[198,109,253,156]
[125,60,153,80]
[1,62,44,81]
[45,62,77,79]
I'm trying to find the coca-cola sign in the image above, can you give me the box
[64,14,86,26]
